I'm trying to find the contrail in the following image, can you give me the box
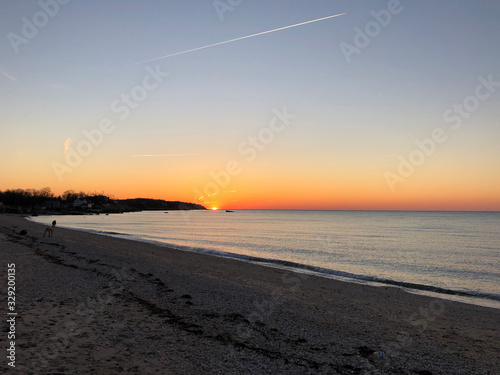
[132,153,198,157]
[130,13,345,65]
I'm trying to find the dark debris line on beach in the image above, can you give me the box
[25,240,370,374]
[2,229,384,374]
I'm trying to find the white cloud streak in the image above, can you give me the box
[132,154,198,157]
[64,138,72,156]
[130,13,346,65]
[1,71,17,82]
[48,82,71,90]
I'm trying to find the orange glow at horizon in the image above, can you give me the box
[2,169,499,211]
[2,147,500,211]
[2,166,498,212]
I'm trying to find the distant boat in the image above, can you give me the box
[164,212,169,213]
[226,210,234,213]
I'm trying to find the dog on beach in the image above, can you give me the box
[43,227,54,238]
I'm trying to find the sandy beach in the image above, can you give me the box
[0,214,498,374]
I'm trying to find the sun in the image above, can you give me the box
[211,207,218,211]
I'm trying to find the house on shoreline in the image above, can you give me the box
[44,201,61,209]
[73,198,93,209]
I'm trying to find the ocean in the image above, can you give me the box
[29,210,500,309]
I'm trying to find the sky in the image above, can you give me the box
[1,0,499,210]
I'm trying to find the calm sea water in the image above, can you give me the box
[30,210,500,308]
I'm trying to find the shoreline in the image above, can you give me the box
[1,213,499,374]
[27,213,500,310]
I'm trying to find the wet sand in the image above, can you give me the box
[0,214,499,374]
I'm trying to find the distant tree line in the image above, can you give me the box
[0,188,110,208]
[0,187,55,207]
[0,188,205,213]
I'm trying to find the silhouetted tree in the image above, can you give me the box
[0,188,55,207]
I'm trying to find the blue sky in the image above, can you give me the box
[1,0,499,209]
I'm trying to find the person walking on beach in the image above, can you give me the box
[52,220,56,227]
